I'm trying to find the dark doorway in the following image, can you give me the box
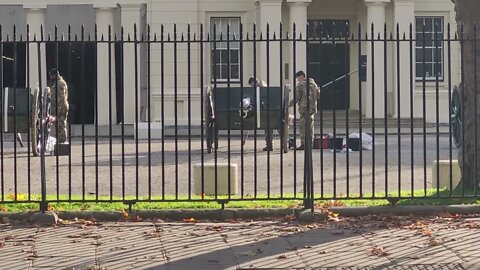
[46,42,96,124]
[1,42,27,88]
[307,20,350,110]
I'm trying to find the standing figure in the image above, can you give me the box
[289,70,319,150]
[48,68,69,144]
[248,77,276,151]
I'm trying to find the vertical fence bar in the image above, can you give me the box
[344,22,350,197]
[422,22,427,195]
[239,23,244,198]
[173,24,179,200]
[474,23,478,197]
[134,24,139,200]
[332,24,338,198]
[94,24,99,200]
[279,23,284,197]
[319,22,324,198]
[227,23,232,201]
[292,23,297,196]
[383,24,388,197]
[161,25,165,200]
[187,24,192,200]
[460,24,465,196]
[119,27,125,199]
[409,23,415,196]
[447,23,453,195]
[266,24,271,198]
[0,25,4,203]
[200,24,205,199]
[26,25,32,201]
[212,23,218,200]
[108,25,113,200]
[253,23,258,197]
[358,23,363,197]
[81,26,86,202]
[39,25,47,212]
[435,20,441,196]
[396,24,402,197]
[370,23,376,197]
[67,25,72,200]
[147,25,151,200]
[55,26,61,200]
[307,22,314,210]
[12,25,18,199]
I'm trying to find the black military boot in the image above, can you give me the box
[263,145,273,151]
[295,144,305,150]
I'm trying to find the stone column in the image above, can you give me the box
[259,0,283,86]
[24,4,47,91]
[365,0,390,118]
[288,0,310,79]
[95,4,117,125]
[393,0,414,118]
[120,4,141,124]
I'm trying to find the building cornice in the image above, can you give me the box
[1,0,145,6]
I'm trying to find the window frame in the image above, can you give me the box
[415,16,445,82]
[210,17,241,84]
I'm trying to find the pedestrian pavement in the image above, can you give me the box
[1,214,479,270]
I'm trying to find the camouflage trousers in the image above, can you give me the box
[53,104,69,144]
[298,113,315,146]
[264,129,280,147]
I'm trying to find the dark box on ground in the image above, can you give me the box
[329,137,344,150]
[346,138,361,151]
[54,143,70,156]
[314,135,330,149]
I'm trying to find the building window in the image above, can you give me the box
[415,16,444,80]
[211,17,240,82]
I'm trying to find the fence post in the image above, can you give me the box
[303,25,314,210]
[38,25,47,212]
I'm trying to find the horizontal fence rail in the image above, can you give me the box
[0,22,478,211]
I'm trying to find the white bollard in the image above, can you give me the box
[193,163,238,195]
[431,160,461,189]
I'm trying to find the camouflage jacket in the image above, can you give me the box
[48,76,68,110]
[289,78,319,115]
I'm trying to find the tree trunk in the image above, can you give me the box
[452,0,480,189]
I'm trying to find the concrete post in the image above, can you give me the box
[365,0,390,118]
[95,5,117,125]
[259,0,283,86]
[120,4,141,124]
[393,0,414,118]
[25,4,47,91]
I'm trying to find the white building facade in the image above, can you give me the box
[0,0,459,127]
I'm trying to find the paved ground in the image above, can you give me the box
[0,134,458,198]
[1,213,479,270]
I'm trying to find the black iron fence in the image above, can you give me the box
[0,22,477,211]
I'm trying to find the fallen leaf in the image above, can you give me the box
[428,237,443,246]
[370,246,388,257]
[183,218,197,223]
[4,234,17,240]
[422,229,432,237]
[0,242,5,248]
[205,225,223,231]
[120,209,129,219]
[284,214,296,222]
[277,254,288,259]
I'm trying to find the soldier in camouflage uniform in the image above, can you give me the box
[48,68,69,144]
[289,70,319,150]
[249,77,276,151]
